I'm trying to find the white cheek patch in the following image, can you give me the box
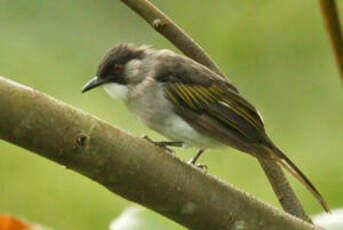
[103,83,129,99]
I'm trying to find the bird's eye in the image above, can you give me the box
[113,64,122,73]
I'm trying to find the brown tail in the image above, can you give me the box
[264,144,330,213]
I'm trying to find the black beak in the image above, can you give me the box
[82,76,106,93]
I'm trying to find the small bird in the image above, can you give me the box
[82,43,329,212]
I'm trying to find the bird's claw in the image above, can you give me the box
[187,160,208,173]
[156,143,175,154]
[142,135,155,143]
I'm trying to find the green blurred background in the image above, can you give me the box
[0,0,342,229]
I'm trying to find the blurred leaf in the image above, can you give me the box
[110,207,186,230]
[313,208,343,230]
[0,215,51,230]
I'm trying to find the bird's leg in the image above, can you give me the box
[188,149,204,164]
[143,135,183,153]
[157,141,184,147]
[188,149,207,171]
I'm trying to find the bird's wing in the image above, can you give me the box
[161,75,266,147]
[162,75,330,212]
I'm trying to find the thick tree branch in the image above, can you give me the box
[319,0,343,82]
[120,0,312,222]
[0,76,322,230]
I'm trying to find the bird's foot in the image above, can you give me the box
[187,160,208,173]
[143,135,183,153]
[187,149,207,173]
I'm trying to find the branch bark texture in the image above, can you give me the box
[120,0,312,222]
[319,0,343,82]
[258,157,312,223]
[0,76,321,230]
[120,0,225,77]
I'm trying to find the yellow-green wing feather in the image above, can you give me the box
[165,82,265,140]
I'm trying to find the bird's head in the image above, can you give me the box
[82,43,147,97]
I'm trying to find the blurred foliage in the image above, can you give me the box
[0,0,342,229]
[313,208,343,230]
[110,206,343,230]
[110,206,186,230]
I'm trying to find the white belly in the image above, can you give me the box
[150,114,220,148]
[125,80,219,148]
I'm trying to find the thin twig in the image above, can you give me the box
[319,0,343,82]
[120,0,225,77]
[0,76,322,230]
[120,0,312,222]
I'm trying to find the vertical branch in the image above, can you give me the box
[258,157,313,223]
[319,0,343,82]
[120,0,312,222]
[120,0,225,77]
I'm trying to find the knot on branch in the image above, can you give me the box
[73,134,89,150]
[152,18,166,30]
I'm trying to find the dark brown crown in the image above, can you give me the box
[96,43,147,77]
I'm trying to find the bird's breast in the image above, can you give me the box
[103,83,129,100]
[126,81,220,148]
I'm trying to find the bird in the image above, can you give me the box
[82,43,329,212]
